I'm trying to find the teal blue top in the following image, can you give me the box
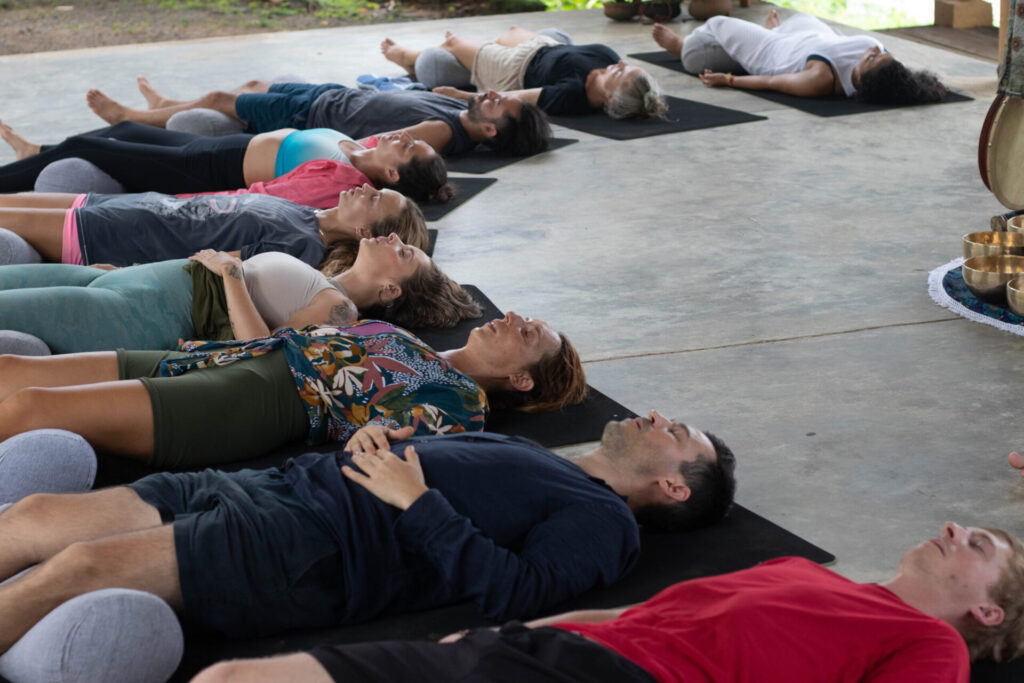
[274,129,360,178]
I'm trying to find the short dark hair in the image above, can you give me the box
[389,154,455,204]
[481,102,552,157]
[855,60,947,105]
[634,429,737,532]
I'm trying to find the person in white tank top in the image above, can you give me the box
[190,231,481,339]
[650,10,947,104]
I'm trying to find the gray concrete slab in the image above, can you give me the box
[1,6,1021,582]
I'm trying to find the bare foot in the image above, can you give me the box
[1009,452,1024,478]
[0,119,41,160]
[86,89,129,124]
[652,24,683,59]
[765,8,780,29]
[380,38,418,76]
[137,75,171,109]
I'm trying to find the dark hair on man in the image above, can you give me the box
[855,60,946,105]
[481,102,552,157]
[387,154,455,204]
[634,429,737,532]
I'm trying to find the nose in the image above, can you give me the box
[647,409,670,428]
[361,183,373,191]
[943,522,964,543]
[504,311,525,326]
[487,90,499,100]
[386,232,397,243]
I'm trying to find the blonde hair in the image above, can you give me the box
[605,70,668,120]
[963,527,1024,662]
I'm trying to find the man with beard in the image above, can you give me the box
[0,411,734,654]
[84,79,552,157]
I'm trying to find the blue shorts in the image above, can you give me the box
[130,467,347,637]
[234,82,345,133]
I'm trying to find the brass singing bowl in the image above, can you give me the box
[1008,277,1024,316]
[1008,215,1024,233]
[962,255,1024,303]
[963,231,1024,258]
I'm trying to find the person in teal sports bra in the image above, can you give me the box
[0,120,453,204]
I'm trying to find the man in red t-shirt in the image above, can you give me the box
[192,522,1024,683]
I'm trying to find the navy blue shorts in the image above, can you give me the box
[234,82,344,133]
[130,467,347,637]
[310,622,657,683]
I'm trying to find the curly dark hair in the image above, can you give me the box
[481,102,552,157]
[386,154,455,204]
[634,430,737,532]
[855,60,947,105]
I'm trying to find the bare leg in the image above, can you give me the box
[0,524,180,653]
[380,38,422,76]
[0,381,154,458]
[192,653,333,683]
[651,24,683,58]
[0,193,78,209]
[0,208,66,261]
[0,487,162,580]
[495,25,541,47]
[86,88,242,128]
[136,75,185,109]
[0,120,41,161]
[441,32,488,71]
[0,352,119,401]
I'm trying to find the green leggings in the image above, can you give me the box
[0,260,195,354]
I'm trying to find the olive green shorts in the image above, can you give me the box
[117,349,309,469]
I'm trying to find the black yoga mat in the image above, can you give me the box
[167,503,834,681]
[972,659,1024,682]
[445,137,579,174]
[417,176,497,221]
[426,228,437,255]
[628,50,973,116]
[547,94,765,140]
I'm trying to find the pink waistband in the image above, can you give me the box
[61,194,88,265]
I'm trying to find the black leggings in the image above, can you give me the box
[0,122,250,194]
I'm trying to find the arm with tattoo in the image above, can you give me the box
[189,249,271,341]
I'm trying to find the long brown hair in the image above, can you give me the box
[318,197,428,278]
[487,334,588,413]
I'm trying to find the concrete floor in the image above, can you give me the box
[0,5,1019,584]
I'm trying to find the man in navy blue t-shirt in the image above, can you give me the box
[0,412,735,649]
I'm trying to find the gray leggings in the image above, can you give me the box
[0,430,184,682]
[679,30,743,75]
[415,27,573,90]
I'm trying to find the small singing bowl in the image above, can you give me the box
[1008,277,1024,316]
[962,231,1024,259]
[962,255,1024,304]
[1009,215,1024,233]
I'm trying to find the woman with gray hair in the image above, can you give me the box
[381,26,667,119]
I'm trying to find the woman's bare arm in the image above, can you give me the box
[700,62,834,97]
[189,250,269,340]
[280,289,359,330]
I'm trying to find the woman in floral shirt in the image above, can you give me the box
[0,313,586,469]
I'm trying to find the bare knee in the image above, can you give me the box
[43,540,110,588]
[192,654,332,683]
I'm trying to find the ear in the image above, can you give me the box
[379,281,402,305]
[383,165,401,184]
[658,477,691,503]
[480,121,497,139]
[507,370,535,393]
[970,603,1006,627]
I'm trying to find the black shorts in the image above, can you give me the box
[130,467,347,637]
[310,622,657,683]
